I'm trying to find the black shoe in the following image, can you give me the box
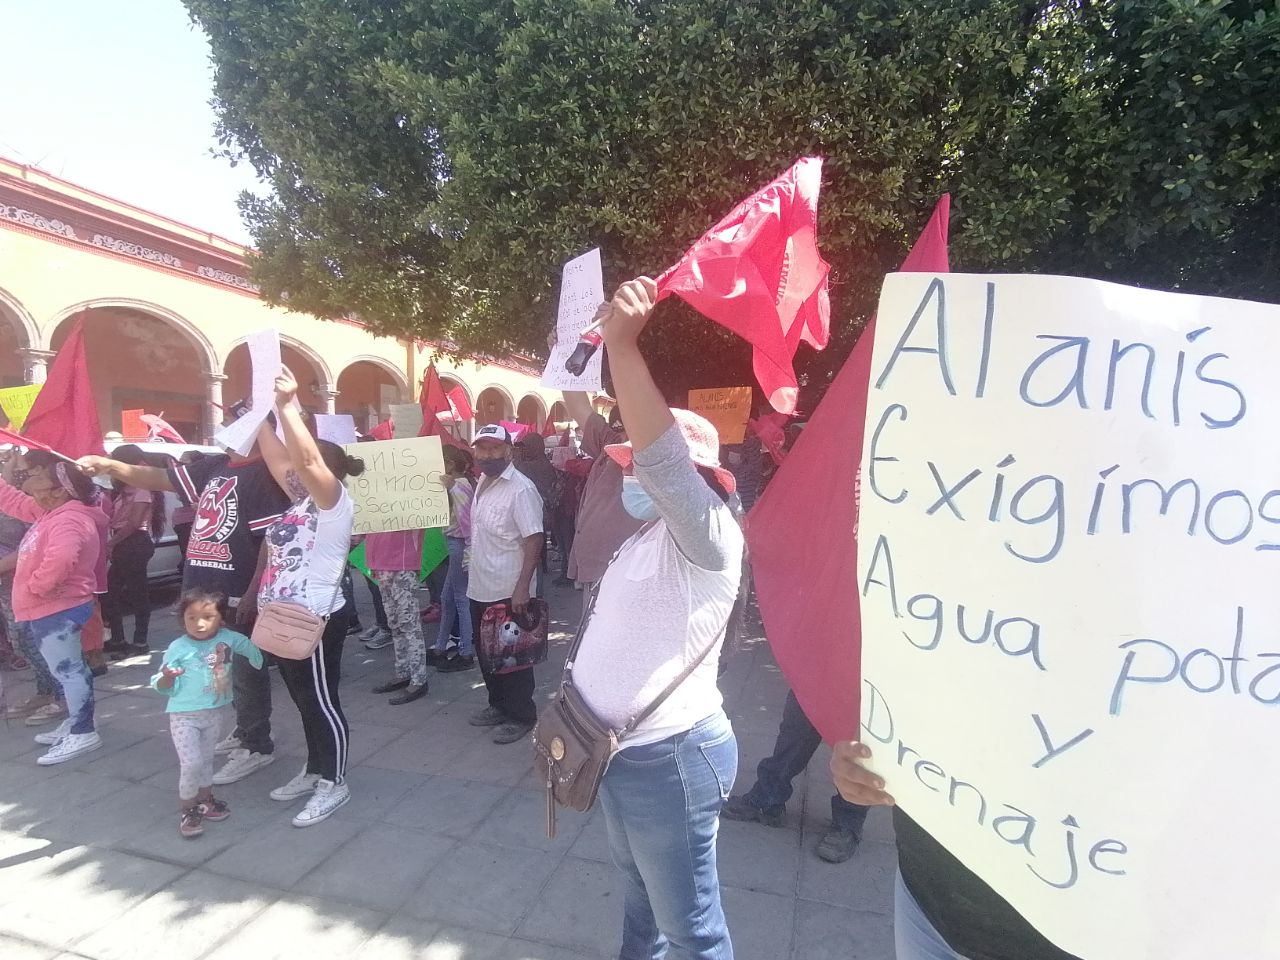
[130,643,151,657]
[720,795,785,828]
[389,682,429,705]
[815,825,861,863]
[103,639,128,655]
[436,655,475,673]
[372,678,410,694]
[424,649,444,666]
[492,720,535,744]
[346,621,364,636]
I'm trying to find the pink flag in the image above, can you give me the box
[23,320,106,459]
[747,195,950,742]
[655,158,830,414]
[748,412,790,467]
[141,413,186,444]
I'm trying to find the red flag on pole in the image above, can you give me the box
[23,320,106,459]
[0,426,52,452]
[655,157,830,415]
[447,386,473,422]
[541,412,558,438]
[369,419,394,441]
[746,195,950,743]
[418,365,467,450]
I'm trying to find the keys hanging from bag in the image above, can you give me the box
[532,574,723,839]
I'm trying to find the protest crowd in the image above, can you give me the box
[2,129,1271,960]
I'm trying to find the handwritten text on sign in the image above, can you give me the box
[858,273,1280,960]
[541,248,605,392]
[0,384,43,432]
[688,386,752,445]
[344,436,449,534]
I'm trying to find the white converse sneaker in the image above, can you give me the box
[214,733,242,755]
[212,748,275,785]
[270,768,320,802]
[33,718,73,746]
[37,731,102,765]
[291,778,349,827]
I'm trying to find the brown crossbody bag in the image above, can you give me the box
[532,566,723,839]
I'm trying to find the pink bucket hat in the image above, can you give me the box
[604,408,737,496]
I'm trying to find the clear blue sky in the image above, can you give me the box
[0,0,259,244]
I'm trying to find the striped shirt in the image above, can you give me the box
[466,462,543,603]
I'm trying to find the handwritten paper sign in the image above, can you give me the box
[343,435,449,534]
[389,403,424,440]
[858,273,1280,960]
[120,409,147,439]
[541,248,605,392]
[688,386,752,445]
[314,414,358,446]
[0,384,43,431]
[215,328,280,455]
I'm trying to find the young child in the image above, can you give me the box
[151,589,262,838]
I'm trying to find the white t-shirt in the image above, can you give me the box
[258,487,354,616]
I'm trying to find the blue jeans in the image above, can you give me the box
[599,711,738,960]
[895,870,970,960]
[28,602,95,734]
[743,690,869,834]
[436,537,473,656]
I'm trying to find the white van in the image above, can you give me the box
[103,440,222,587]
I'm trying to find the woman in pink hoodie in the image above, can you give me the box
[0,450,103,764]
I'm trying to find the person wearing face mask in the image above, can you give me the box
[0,451,104,764]
[562,278,744,960]
[466,423,544,744]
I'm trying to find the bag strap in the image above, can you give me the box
[561,519,726,741]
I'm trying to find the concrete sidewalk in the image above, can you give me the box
[0,580,894,959]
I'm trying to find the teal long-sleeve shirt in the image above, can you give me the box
[150,628,263,713]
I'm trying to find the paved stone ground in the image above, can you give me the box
[0,579,894,959]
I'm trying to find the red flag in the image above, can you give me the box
[418,365,467,450]
[558,428,571,447]
[655,157,830,414]
[541,412,558,437]
[0,426,52,452]
[369,419,394,441]
[447,386,473,422]
[748,412,790,467]
[747,195,950,743]
[24,320,106,459]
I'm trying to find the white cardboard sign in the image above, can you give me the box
[343,435,449,534]
[541,248,605,392]
[389,403,424,440]
[214,328,280,455]
[858,273,1280,960]
[314,414,358,445]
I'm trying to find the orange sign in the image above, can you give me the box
[121,409,147,440]
[687,386,753,445]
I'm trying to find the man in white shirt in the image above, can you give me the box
[466,424,544,744]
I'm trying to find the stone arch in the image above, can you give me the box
[223,334,334,412]
[475,384,515,426]
[45,299,218,443]
[516,393,547,429]
[340,354,409,395]
[45,298,217,374]
[336,356,410,433]
[0,285,38,386]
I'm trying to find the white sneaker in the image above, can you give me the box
[292,778,349,827]
[212,748,275,785]
[24,701,67,727]
[364,628,392,650]
[34,718,73,746]
[37,731,102,765]
[270,768,320,802]
[214,733,242,755]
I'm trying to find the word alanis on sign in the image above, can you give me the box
[857,272,1280,960]
[344,435,449,534]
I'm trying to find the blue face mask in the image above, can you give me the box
[621,476,659,521]
[478,456,508,477]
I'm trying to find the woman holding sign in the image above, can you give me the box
[253,367,365,827]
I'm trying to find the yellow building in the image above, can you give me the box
[0,157,565,444]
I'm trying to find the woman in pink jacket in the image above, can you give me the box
[0,450,104,764]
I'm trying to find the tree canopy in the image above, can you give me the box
[187,0,1280,399]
